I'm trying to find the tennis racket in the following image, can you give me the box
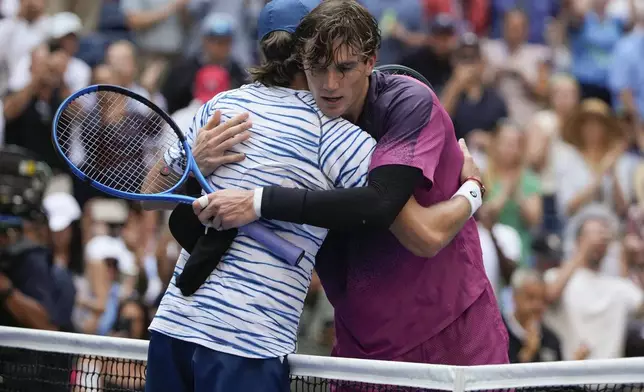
[52,84,305,266]
[375,64,434,90]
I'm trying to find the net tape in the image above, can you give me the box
[0,327,643,392]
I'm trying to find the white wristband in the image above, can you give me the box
[253,188,264,218]
[451,180,483,218]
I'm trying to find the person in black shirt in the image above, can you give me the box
[400,13,457,95]
[504,269,562,363]
[160,13,246,114]
[440,33,508,150]
[3,45,69,172]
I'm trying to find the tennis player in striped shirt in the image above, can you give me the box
[145,1,376,391]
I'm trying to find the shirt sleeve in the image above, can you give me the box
[619,278,644,314]
[318,118,376,188]
[368,82,445,187]
[608,39,634,95]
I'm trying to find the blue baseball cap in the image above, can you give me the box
[257,0,321,41]
[201,13,235,37]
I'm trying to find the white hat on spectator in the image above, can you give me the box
[49,12,82,40]
[43,192,81,232]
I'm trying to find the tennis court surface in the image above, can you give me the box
[0,326,643,392]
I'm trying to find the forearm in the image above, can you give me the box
[439,79,464,116]
[141,159,183,210]
[125,4,176,30]
[545,257,580,304]
[390,190,475,258]
[518,196,543,229]
[3,290,57,330]
[3,83,36,121]
[566,181,599,216]
[612,176,628,216]
[261,165,422,231]
[494,234,517,284]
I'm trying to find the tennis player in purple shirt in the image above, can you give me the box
[193,0,508,366]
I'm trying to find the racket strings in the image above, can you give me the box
[55,91,187,194]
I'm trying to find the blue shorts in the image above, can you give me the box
[145,331,290,392]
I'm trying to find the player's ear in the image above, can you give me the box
[364,55,376,74]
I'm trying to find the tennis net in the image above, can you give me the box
[0,326,643,392]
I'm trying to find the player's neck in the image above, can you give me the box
[290,73,309,91]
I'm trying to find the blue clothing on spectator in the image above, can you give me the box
[0,243,57,328]
[51,265,76,331]
[569,12,625,88]
[608,29,644,118]
[359,0,426,64]
[96,283,121,336]
[489,0,560,44]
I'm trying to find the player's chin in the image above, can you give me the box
[318,99,346,118]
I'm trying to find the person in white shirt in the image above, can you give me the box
[8,11,91,94]
[544,211,644,360]
[0,0,49,96]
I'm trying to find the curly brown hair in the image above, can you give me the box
[295,0,381,71]
[248,31,301,87]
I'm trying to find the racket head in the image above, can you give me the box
[52,84,195,203]
[375,64,434,91]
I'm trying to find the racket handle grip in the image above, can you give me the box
[240,223,305,266]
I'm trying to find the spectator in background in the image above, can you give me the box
[104,40,167,110]
[400,13,458,94]
[489,1,560,45]
[43,192,82,332]
[74,199,140,335]
[564,0,635,104]
[120,0,188,69]
[171,65,230,134]
[184,0,263,68]
[479,121,543,266]
[3,44,69,172]
[9,11,91,95]
[441,33,507,152]
[608,3,644,123]
[544,211,644,359]
[0,0,50,97]
[477,207,522,297]
[483,8,550,127]
[45,0,101,34]
[505,269,562,363]
[526,74,580,234]
[555,99,629,223]
[162,12,245,114]
[422,0,488,35]
[360,0,426,65]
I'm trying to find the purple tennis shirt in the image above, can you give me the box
[315,71,496,361]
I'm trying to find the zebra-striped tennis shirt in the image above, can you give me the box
[150,83,375,359]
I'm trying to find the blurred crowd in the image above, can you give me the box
[1,0,644,374]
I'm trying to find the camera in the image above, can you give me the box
[0,145,52,271]
[0,145,52,230]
